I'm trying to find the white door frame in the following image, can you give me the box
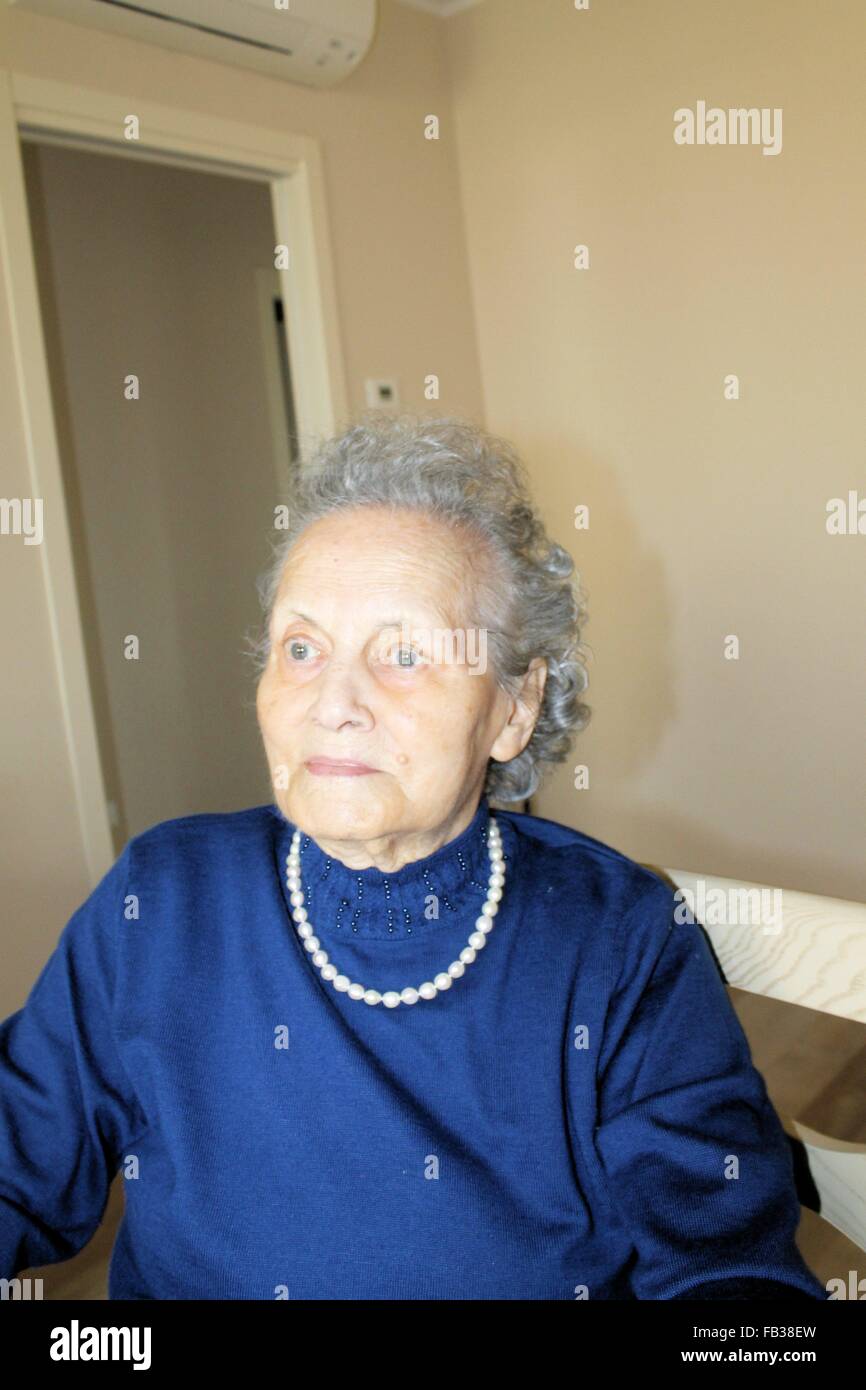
[0,71,349,882]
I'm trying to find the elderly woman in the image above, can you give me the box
[1,415,825,1301]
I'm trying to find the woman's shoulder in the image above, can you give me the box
[497,805,675,936]
[123,802,283,875]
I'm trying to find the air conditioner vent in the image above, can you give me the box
[5,0,378,87]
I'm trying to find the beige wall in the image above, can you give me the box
[0,0,862,1018]
[0,0,485,1013]
[443,0,865,899]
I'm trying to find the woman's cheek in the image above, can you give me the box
[258,672,305,732]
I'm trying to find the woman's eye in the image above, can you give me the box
[284,638,317,663]
[385,645,422,668]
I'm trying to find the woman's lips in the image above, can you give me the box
[304,758,380,777]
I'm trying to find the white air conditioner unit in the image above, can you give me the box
[5,0,379,88]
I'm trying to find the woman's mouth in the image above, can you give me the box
[304,758,380,777]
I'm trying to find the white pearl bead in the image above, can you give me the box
[312,950,328,967]
[334,975,351,991]
[488,887,503,902]
[460,946,476,963]
[348,982,365,1000]
[418,982,437,1000]
[482,901,498,917]
[363,989,382,1005]
[434,972,452,991]
[400,987,419,1004]
[321,964,337,981]
[303,936,320,953]
[468,931,486,949]
[293,907,308,924]
[382,991,401,1008]
[447,961,465,977]
[475,915,490,933]
[297,921,313,939]
[290,890,304,907]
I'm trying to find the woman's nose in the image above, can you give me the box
[308,660,374,730]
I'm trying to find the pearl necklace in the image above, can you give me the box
[285,817,505,1007]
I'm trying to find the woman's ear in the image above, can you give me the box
[489,658,548,764]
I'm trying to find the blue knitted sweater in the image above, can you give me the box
[0,798,827,1300]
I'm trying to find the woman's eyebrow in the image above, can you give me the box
[279,608,316,624]
[279,609,452,630]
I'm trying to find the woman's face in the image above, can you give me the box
[256,505,544,848]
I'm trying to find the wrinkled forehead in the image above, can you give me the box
[272,507,494,629]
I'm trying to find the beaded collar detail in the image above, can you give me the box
[275,798,511,941]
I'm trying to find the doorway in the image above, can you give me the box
[1,77,348,879]
[20,140,305,848]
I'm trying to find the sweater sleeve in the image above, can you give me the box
[593,878,828,1301]
[0,844,144,1278]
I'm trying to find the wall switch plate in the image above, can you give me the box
[364,378,400,408]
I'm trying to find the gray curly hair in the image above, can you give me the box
[248,412,591,804]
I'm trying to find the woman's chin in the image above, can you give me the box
[286,775,395,835]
